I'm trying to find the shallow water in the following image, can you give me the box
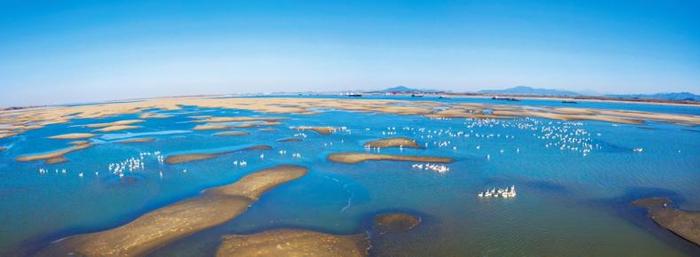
[0,98,699,256]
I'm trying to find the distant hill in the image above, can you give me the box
[478,86,580,96]
[370,86,443,94]
[607,92,700,102]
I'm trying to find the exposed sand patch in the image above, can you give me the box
[70,140,91,146]
[328,152,452,164]
[86,119,145,128]
[193,124,230,131]
[634,197,700,246]
[216,229,369,257]
[95,125,140,132]
[116,138,155,144]
[364,137,419,149]
[48,133,95,140]
[165,145,271,165]
[373,213,421,234]
[194,116,284,123]
[37,165,308,257]
[138,112,172,119]
[214,131,249,137]
[16,143,92,164]
[293,126,336,135]
[0,131,17,139]
[45,157,68,165]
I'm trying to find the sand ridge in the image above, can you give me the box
[364,137,420,149]
[36,165,308,257]
[328,152,452,164]
[216,229,369,257]
[48,133,96,140]
[165,145,272,164]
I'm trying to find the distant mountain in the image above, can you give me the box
[370,86,443,94]
[607,92,700,102]
[478,86,580,96]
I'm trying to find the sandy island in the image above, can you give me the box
[165,145,271,164]
[373,213,421,234]
[116,138,155,144]
[48,133,96,140]
[138,112,172,119]
[328,152,452,164]
[193,124,230,131]
[216,229,369,257]
[37,165,308,257]
[16,143,92,164]
[364,137,419,149]
[633,197,700,246]
[86,119,144,128]
[95,125,140,132]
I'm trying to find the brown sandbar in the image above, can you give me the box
[216,229,369,257]
[165,145,271,165]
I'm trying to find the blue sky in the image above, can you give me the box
[1,0,698,106]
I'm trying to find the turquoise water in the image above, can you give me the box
[1,97,699,256]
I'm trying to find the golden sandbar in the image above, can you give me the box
[364,137,419,149]
[37,165,308,257]
[328,152,452,164]
[48,133,96,140]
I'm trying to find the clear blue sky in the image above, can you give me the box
[1,0,698,106]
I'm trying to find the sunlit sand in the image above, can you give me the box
[16,143,92,164]
[48,133,96,140]
[328,152,452,164]
[364,137,420,149]
[37,165,308,257]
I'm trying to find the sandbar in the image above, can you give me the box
[138,112,172,119]
[193,124,230,131]
[165,145,271,165]
[373,213,421,234]
[328,152,452,164]
[86,119,144,128]
[95,125,140,132]
[48,133,96,140]
[116,137,155,144]
[37,165,308,257]
[634,197,700,246]
[216,229,369,257]
[16,143,92,164]
[364,137,419,149]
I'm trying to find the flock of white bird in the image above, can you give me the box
[411,163,450,174]
[478,186,517,199]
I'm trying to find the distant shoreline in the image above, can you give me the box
[363,92,700,108]
[2,92,700,111]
